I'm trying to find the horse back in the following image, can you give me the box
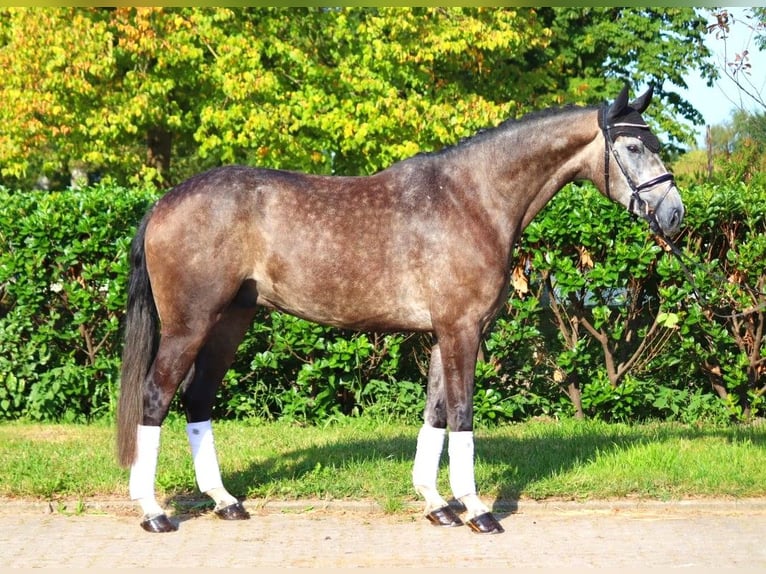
[144,165,509,332]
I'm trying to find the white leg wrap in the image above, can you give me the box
[448,431,477,501]
[412,424,446,489]
[412,424,449,512]
[448,431,490,519]
[186,420,237,508]
[187,420,224,493]
[129,425,164,516]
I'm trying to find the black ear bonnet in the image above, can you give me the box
[598,98,661,153]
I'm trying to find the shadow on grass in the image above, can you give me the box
[166,421,766,517]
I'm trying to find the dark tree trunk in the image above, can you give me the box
[147,127,172,183]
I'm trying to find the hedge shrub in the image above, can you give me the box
[1,181,764,424]
[0,185,158,421]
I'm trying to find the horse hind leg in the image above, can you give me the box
[181,297,258,521]
[129,329,209,533]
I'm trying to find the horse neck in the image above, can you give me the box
[453,107,602,231]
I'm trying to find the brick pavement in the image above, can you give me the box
[2,498,765,568]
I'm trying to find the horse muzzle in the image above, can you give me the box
[651,185,684,236]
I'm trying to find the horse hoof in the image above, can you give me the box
[425,505,464,527]
[140,513,177,533]
[467,512,504,534]
[214,501,250,521]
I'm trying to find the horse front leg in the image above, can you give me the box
[412,343,463,527]
[440,325,504,534]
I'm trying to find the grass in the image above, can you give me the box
[1,415,765,512]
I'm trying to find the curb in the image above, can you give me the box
[3,495,766,517]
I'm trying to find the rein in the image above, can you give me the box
[655,225,766,320]
[599,105,766,320]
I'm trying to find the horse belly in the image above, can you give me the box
[252,256,433,332]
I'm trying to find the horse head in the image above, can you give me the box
[598,84,684,236]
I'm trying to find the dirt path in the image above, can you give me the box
[2,497,765,568]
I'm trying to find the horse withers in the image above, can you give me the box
[116,85,684,533]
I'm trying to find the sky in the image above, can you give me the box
[680,7,765,147]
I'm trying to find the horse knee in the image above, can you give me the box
[446,404,473,432]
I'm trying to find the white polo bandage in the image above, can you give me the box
[186,420,224,494]
[129,424,161,501]
[412,424,446,488]
[448,431,477,500]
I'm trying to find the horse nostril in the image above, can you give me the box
[668,207,683,232]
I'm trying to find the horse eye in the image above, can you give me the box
[627,144,641,154]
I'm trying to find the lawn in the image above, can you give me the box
[1,416,764,513]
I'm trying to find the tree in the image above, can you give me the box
[0,7,713,188]
[191,7,559,176]
[192,7,713,173]
[705,8,766,112]
[0,7,220,186]
[536,7,713,150]
[0,9,113,185]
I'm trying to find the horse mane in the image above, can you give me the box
[426,103,599,159]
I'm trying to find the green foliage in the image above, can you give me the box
[515,183,672,419]
[0,185,158,420]
[655,181,766,421]
[2,179,766,426]
[215,311,427,424]
[0,7,710,187]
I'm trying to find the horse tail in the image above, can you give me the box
[116,212,159,468]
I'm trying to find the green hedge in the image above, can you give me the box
[1,181,764,425]
[0,185,158,421]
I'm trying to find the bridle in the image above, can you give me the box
[599,104,766,318]
[600,105,675,235]
[598,104,702,302]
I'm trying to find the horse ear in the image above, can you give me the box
[630,84,654,114]
[607,84,630,120]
